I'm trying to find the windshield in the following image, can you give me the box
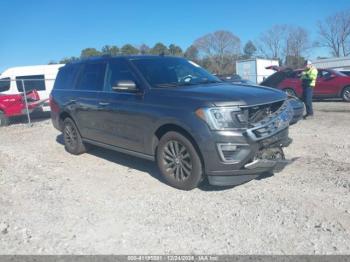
[0,77,11,92]
[130,57,221,88]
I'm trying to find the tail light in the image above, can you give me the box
[49,95,59,113]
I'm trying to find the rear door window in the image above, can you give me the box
[0,77,11,92]
[75,63,106,91]
[16,75,45,92]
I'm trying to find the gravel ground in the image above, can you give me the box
[0,102,349,255]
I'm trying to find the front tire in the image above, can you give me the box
[0,111,9,127]
[156,131,203,190]
[62,118,87,155]
[341,86,350,102]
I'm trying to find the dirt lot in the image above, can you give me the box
[0,101,349,254]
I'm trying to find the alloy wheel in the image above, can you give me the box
[64,123,78,149]
[162,140,192,181]
[344,88,350,101]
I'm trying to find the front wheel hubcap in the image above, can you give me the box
[163,140,192,181]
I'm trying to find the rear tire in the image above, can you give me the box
[0,111,9,127]
[341,86,350,102]
[62,118,87,155]
[284,88,297,97]
[156,131,203,190]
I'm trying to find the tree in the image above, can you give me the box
[257,25,287,60]
[80,48,101,58]
[285,55,305,69]
[48,60,58,65]
[284,26,310,68]
[317,10,350,57]
[120,44,139,55]
[184,45,199,62]
[285,26,310,58]
[150,42,169,55]
[139,44,150,54]
[101,45,119,56]
[168,44,183,56]
[194,30,241,74]
[59,56,79,64]
[243,40,257,58]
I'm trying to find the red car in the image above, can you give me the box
[261,67,350,102]
[0,90,47,126]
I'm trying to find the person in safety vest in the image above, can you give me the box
[300,60,318,119]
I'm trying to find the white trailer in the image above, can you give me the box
[0,64,64,111]
[236,58,279,84]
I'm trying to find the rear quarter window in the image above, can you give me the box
[16,75,46,92]
[0,77,11,92]
[53,64,80,90]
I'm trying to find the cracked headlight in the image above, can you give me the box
[195,107,248,130]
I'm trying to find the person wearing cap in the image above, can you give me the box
[300,60,318,119]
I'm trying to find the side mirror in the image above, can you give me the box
[112,80,139,93]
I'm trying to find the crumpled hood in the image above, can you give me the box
[152,83,287,107]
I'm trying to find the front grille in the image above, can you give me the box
[248,100,284,124]
[245,100,294,141]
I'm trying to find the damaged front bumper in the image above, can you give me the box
[206,100,295,186]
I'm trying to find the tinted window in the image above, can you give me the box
[105,59,137,90]
[16,75,45,92]
[76,63,106,91]
[290,71,302,78]
[261,71,291,87]
[131,57,220,88]
[0,77,10,92]
[319,70,331,78]
[54,64,80,90]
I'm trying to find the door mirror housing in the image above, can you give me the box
[112,80,139,93]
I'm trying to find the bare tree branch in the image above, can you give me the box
[194,30,240,74]
[317,10,350,57]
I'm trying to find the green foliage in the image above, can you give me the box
[168,44,183,56]
[184,45,199,62]
[59,56,79,64]
[101,45,119,56]
[243,40,257,58]
[80,48,101,58]
[150,42,169,55]
[120,44,139,55]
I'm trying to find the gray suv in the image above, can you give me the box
[50,56,300,190]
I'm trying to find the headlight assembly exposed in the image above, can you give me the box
[195,106,248,130]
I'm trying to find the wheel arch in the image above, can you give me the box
[58,111,79,131]
[340,85,350,100]
[152,123,205,169]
